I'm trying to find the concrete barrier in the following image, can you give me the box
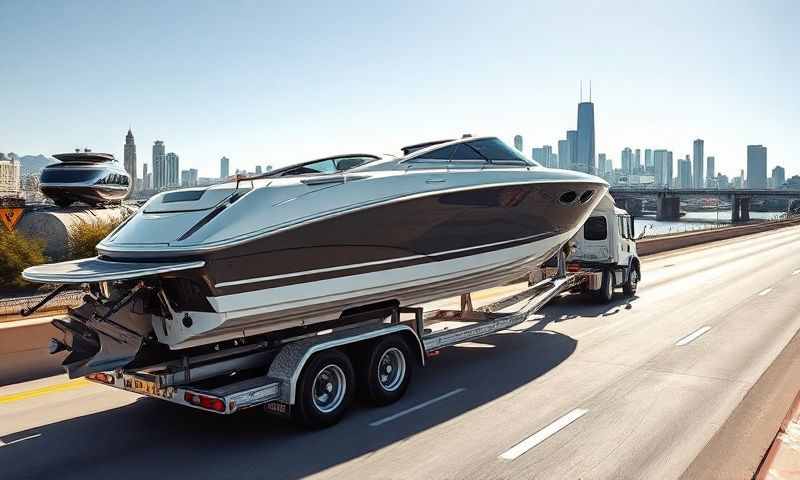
[0,316,66,385]
[637,218,800,256]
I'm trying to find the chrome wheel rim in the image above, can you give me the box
[312,364,346,413]
[377,347,406,392]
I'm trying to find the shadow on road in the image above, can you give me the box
[528,292,640,331]
[1,327,577,479]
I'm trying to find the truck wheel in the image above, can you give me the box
[362,336,412,406]
[624,268,640,296]
[293,349,354,428]
[593,269,614,304]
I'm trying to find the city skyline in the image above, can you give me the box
[1,2,797,179]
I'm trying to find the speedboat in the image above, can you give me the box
[23,136,607,377]
[40,150,131,207]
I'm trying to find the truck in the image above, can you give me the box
[80,194,640,429]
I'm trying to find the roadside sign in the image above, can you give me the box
[0,208,24,232]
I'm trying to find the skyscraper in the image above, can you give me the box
[165,152,180,187]
[152,140,166,190]
[692,139,704,188]
[576,102,595,173]
[666,151,674,187]
[621,147,633,174]
[255,165,263,175]
[531,145,553,167]
[142,163,149,190]
[771,166,785,189]
[597,153,607,177]
[654,149,668,186]
[566,130,578,170]
[557,139,570,169]
[181,168,199,187]
[220,156,230,179]
[644,149,653,170]
[747,145,768,189]
[706,156,715,182]
[679,156,692,188]
[634,149,641,174]
[123,128,137,192]
[513,135,523,152]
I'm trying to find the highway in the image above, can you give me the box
[2,225,800,479]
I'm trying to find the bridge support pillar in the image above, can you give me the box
[732,196,751,223]
[656,195,681,221]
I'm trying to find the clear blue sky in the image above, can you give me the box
[1,1,797,178]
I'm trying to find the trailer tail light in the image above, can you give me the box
[184,392,225,412]
[86,372,115,384]
[567,263,581,272]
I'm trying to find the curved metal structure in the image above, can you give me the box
[40,151,131,207]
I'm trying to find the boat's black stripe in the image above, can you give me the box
[214,232,554,294]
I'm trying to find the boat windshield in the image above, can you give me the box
[262,155,379,178]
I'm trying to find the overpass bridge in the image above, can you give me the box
[609,187,800,222]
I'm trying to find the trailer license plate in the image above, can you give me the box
[127,377,161,396]
[265,401,289,416]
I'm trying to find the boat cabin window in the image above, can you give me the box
[412,143,486,163]
[95,173,129,186]
[584,216,608,241]
[466,138,533,165]
[415,145,456,161]
[451,144,485,161]
[41,168,103,184]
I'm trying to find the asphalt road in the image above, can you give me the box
[2,225,800,479]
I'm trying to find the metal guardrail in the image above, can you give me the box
[0,290,84,317]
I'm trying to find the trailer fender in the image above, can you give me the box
[267,323,424,405]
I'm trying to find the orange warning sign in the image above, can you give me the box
[0,208,23,232]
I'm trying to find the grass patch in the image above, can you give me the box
[67,216,125,259]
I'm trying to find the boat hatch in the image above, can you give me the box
[144,186,251,214]
[22,257,205,284]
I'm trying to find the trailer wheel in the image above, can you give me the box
[623,267,639,296]
[362,336,412,406]
[593,269,614,304]
[294,349,354,428]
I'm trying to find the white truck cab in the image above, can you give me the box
[568,193,642,302]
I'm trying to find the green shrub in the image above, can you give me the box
[0,230,47,288]
[67,217,124,259]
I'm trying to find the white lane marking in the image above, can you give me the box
[676,326,712,346]
[0,434,41,447]
[499,408,588,461]
[369,388,465,427]
[758,288,773,296]
[792,269,800,276]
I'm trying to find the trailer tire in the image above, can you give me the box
[624,267,639,296]
[293,349,355,429]
[593,269,614,304]
[362,336,412,406]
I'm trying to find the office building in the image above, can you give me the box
[597,153,607,177]
[152,141,166,190]
[165,152,180,187]
[513,135,523,152]
[746,145,768,189]
[181,168,199,187]
[142,163,149,190]
[220,156,230,179]
[532,145,554,168]
[255,165,263,175]
[706,156,715,182]
[645,149,653,170]
[576,102,595,173]
[693,139,704,188]
[557,139,570,169]
[634,149,641,174]
[653,149,668,186]
[123,128,137,191]
[679,155,692,188]
[771,165,785,189]
[566,130,578,170]
[0,153,21,196]
[621,147,633,174]
[666,151,674,187]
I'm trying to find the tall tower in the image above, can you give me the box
[706,156,715,182]
[746,145,767,189]
[165,152,180,187]
[513,135,523,152]
[576,96,596,174]
[124,128,137,192]
[566,130,578,170]
[152,140,166,190]
[220,156,230,179]
[142,163,149,190]
[692,139,704,188]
